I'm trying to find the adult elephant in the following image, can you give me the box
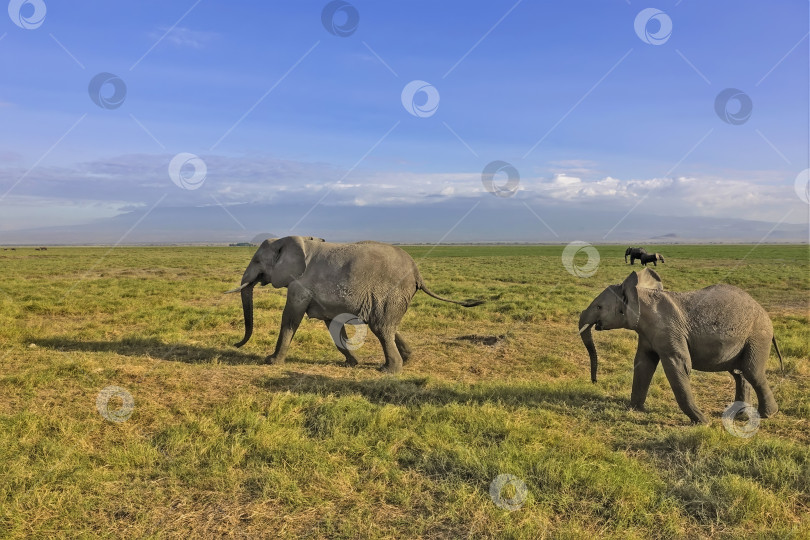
[578,268,782,424]
[624,247,648,264]
[227,236,483,374]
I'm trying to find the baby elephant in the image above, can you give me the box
[578,268,783,424]
[226,236,483,374]
[639,252,664,266]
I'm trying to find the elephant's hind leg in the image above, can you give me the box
[740,341,778,417]
[324,319,360,367]
[373,328,404,375]
[395,332,412,363]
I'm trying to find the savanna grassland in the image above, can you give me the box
[0,244,808,539]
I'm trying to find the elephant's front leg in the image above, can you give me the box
[661,354,708,424]
[630,347,660,411]
[324,318,360,367]
[266,289,310,365]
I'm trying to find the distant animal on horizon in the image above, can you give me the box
[579,268,783,424]
[226,236,484,374]
[624,247,648,264]
[639,252,665,266]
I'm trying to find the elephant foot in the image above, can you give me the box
[378,364,402,375]
[758,404,778,418]
[629,402,646,412]
[689,415,710,426]
[342,357,358,368]
[264,354,284,365]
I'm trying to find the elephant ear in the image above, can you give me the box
[639,267,663,289]
[269,236,307,288]
[620,269,663,328]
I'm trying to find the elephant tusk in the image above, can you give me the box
[224,282,250,294]
[578,324,592,334]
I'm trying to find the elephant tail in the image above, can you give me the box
[772,336,784,374]
[418,281,484,307]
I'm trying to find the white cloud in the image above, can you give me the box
[0,195,130,231]
[0,154,806,232]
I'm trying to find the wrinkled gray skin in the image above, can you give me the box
[639,252,665,266]
[625,247,648,264]
[579,268,783,424]
[231,236,483,374]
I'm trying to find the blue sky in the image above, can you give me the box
[0,0,808,241]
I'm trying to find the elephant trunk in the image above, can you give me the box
[234,281,256,348]
[579,311,598,383]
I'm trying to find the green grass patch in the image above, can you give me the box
[0,244,807,538]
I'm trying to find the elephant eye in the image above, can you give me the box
[596,306,601,310]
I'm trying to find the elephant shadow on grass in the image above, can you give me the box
[35,337,269,366]
[34,336,387,368]
[255,370,641,420]
[35,337,656,423]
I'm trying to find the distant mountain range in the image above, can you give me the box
[0,199,807,245]
[251,233,277,244]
